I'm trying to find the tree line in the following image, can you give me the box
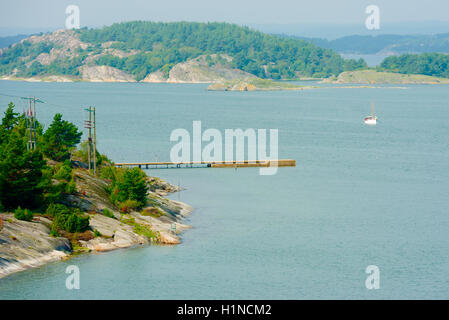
[0,103,149,235]
[379,53,449,78]
[78,21,367,80]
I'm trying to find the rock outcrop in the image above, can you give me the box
[143,54,256,83]
[0,166,193,278]
[0,215,71,278]
[80,65,136,82]
[322,70,449,84]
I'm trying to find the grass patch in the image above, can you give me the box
[101,208,115,219]
[141,207,165,218]
[120,214,159,242]
[70,239,91,255]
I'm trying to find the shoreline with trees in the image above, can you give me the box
[0,102,193,279]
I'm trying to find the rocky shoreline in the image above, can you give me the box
[0,169,193,279]
[322,70,449,84]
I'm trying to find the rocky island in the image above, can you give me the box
[1,22,447,86]
[207,78,314,91]
[322,70,449,84]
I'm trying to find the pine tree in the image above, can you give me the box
[0,130,48,209]
[1,102,19,131]
[41,113,82,161]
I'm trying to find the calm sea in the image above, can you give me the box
[0,80,448,299]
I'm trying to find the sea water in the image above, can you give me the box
[0,81,448,299]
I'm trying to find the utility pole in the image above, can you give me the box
[84,106,97,175]
[84,107,93,173]
[93,107,96,175]
[32,96,37,150]
[28,98,32,151]
[21,96,43,151]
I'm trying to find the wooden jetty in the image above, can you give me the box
[114,159,296,169]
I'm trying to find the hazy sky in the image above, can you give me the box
[1,0,449,36]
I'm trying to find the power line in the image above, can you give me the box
[0,92,66,108]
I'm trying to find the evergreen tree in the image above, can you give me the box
[1,102,19,131]
[41,113,82,161]
[0,130,48,209]
[110,167,149,207]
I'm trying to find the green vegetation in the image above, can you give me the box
[0,21,368,80]
[0,103,81,211]
[46,203,89,234]
[132,223,159,242]
[102,166,149,211]
[14,206,34,221]
[0,101,156,250]
[101,208,115,219]
[41,113,82,161]
[73,140,111,168]
[208,78,313,91]
[0,34,30,49]
[0,40,53,76]
[302,33,449,55]
[120,214,159,242]
[325,69,449,84]
[0,38,87,77]
[118,199,142,214]
[0,103,49,209]
[379,53,449,79]
[141,207,165,218]
[77,21,366,80]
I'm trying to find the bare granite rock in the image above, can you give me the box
[80,65,136,82]
[0,214,71,278]
[143,54,256,83]
[0,167,194,278]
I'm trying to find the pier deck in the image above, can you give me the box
[114,159,296,169]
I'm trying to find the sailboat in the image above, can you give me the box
[364,102,377,125]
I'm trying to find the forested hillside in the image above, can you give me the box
[379,53,449,78]
[0,21,367,81]
[299,33,449,54]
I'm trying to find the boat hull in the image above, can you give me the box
[364,118,377,125]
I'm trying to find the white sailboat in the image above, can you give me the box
[364,102,377,125]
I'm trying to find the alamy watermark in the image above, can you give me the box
[65,265,80,290]
[365,5,380,30]
[365,265,380,289]
[170,121,279,175]
[65,5,80,29]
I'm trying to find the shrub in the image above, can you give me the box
[41,113,82,161]
[118,199,141,213]
[94,229,102,237]
[107,167,148,208]
[141,207,165,218]
[53,162,73,181]
[65,179,76,194]
[102,208,115,219]
[14,206,34,221]
[46,203,70,216]
[133,223,159,242]
[48,204,90,233]
[51,212,89,233]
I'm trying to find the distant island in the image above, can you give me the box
[0,21,366,82]
[322,70,449,84]
[0,21,448,85]
[297,33,449,55]
[207,78,314,91]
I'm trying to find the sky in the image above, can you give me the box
[1,0,449,37]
